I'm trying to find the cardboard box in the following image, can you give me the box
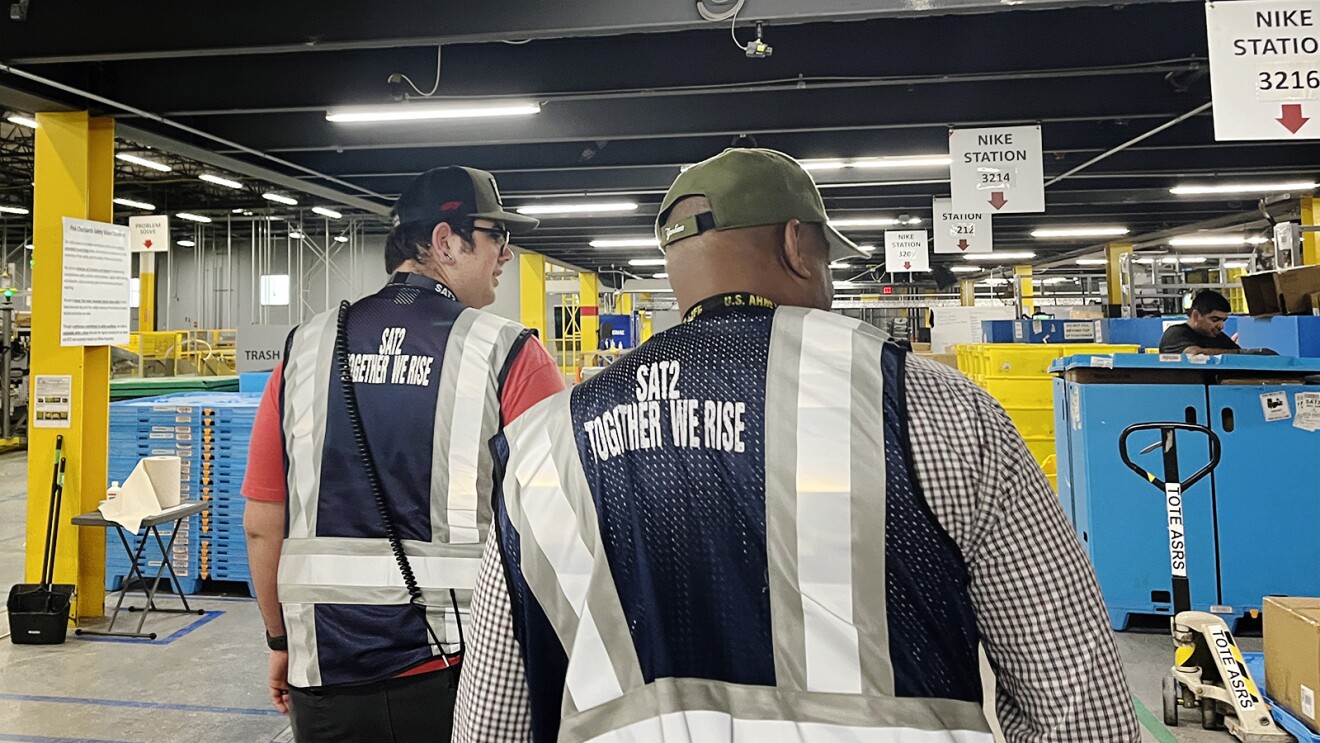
[1243,265,1320,317]
[1264,596,1320,732]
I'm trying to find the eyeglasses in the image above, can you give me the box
[467,224,510,249]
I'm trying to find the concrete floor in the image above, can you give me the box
[0,450,1278,742]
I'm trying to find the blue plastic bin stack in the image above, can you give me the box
[107,398,206,594]
[192,393,260,591]
[106,392,261,595]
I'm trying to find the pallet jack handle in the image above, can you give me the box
[1118,422,1221,492]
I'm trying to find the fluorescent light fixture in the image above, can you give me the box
[6,114,37,129]
[1076,258,1109,266]
[653,273,669,279]
[199,174,243,189]
[829,262,854,269]
[113,197,157,211]
[516,201,637,216]
[1030,226,1130,239]
[1040,277,1075,285]
[590,237,658,249]
[629,258,666,267]
[1170,181,1317,195]
[1225,261,1249,269]
[833,280,859,289]
[800,161,847,172]
[0,205,30,215]
[23,243,33,250]
[799,155,951,171]
[830,217,923,229]
[232,208,245,214]
[850,155,952,169]
[334,235,349,243]
[857,245,876,253]
[1169,234,1267,247]
[115,153,172,172]
[263,192,299,206]
[177,239,196,247]
[289,231,305,239]
[312,206,342,219]
[979,277,1011,286]
[951,265,981,273]
[964,251,1035,261]
[326,100,541,124]
[176,212,212,223]
[1161,256,1206,264]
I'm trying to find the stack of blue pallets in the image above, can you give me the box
[106,392,261,595]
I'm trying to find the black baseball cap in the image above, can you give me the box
[391,166,539,234]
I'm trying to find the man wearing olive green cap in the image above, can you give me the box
[454,149,1138,742]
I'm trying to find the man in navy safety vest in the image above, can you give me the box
[454,149,1139,741]
[242,166,565,742]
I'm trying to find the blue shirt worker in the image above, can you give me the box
[454,149,1139,742]
[243,166,565,743]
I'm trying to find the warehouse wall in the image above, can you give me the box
[155,232,524,331]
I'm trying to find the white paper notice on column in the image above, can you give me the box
[932,198,993,253]
[884,230,930,272]
[949,125,1045,214]
[129,215,170,253]
[1206,0,1320,141]
[61,217,131,347]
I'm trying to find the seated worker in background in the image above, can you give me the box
[1159,290,1276,355]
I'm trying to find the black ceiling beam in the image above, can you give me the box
[0,0,1197,64]
[175,72,1205,155]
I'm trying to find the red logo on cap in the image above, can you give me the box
[441,200,464,212]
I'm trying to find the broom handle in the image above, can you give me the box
[39,436,64,588]
[46,458,67,590]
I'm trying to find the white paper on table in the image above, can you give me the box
[98,456,181,532]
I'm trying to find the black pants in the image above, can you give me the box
[288,666,460,743]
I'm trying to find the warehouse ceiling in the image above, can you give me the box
[1,0,1317,287]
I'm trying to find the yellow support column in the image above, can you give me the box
[959,279,975,307]
[1014,265,1034,315]
[579,272,599,353]
[1106,242,1133,312]
[1302,197,1320,266]
[518,252,546,339]
[28,112,113,620]
[639,294,654,342]
[138,253,156,331]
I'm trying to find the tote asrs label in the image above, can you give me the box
[1166,482,1187,577]
[1210,626,1262,711]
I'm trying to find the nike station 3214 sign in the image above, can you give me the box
[949,125,1045,214]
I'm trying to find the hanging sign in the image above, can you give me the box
[1206,0,1320,140]
[129,215,170,253]
[949,125,1045,214]
[932,198,993,253]
[884,230,930,272]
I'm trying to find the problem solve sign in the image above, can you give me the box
[949,125,1045,214]
[1207,0,1320,140]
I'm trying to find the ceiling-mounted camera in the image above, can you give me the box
[743,21,773,58]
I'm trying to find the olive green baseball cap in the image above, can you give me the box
[655,148,863,259]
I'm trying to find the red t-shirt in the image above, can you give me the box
[241,336,564,679]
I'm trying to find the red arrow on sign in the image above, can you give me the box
[957,239,970,251]
[143,239,153,249]
[988,192,1008,210]
[903,260,912,269]
[1278,104,1310,135]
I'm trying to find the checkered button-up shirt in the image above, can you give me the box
[454,354,1139,742]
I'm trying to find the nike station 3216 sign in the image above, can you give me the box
[1206,0,1320,140]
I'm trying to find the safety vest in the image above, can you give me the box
[496,301,990,742]
[279,273,531,688]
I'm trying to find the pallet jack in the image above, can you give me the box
[1120,422,1291,742]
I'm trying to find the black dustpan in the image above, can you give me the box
[8,437,73,645]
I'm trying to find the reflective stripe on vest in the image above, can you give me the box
[279,305,525,689]
[500,307,992,742]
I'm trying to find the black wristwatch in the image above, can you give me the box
[266,631,288,651]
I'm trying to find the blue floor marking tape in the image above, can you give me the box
[0,734,140,743]
[0,692,284,718]
[73,610,223,645]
